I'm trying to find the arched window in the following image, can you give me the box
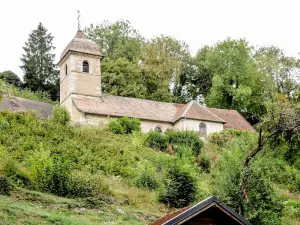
[154,126,163,133]
[83,61,89,73]
[65,64,68,75]
[199,123,207,137]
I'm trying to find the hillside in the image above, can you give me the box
[0,111,299,225]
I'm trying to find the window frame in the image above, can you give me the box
[199,122,207,137]
[82,60,89,73]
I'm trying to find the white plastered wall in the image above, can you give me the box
[174,118,223,135]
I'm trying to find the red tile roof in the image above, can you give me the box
[72,94,255,132]
[207,108,256,132]
[149,206,191,225]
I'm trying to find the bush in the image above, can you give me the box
[135,165,159,190]
[108,117,141,134]
[2,159,32,188]
[51,105,70,126]
[145,131,168,151]
[199,155,211,173]
[66,171,110,197]
[166,130,203,155]
[0,177,13,195]
[159,165,197,208]
[41,156,71,196]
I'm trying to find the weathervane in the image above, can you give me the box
[77,10,81,30]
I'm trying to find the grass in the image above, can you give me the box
[0,188,160,225]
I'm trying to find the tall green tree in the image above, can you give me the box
[85,20,144,62]
[199,38,266,123]
[0,71,22,87]
[101,58,147,98]
[140,35,192,102]
[254,46,300,101]
[20,23,59,100]
[186,45,213,103]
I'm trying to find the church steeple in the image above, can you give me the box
[58,28,103,105]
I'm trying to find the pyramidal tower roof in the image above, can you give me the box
[59,30,102,63]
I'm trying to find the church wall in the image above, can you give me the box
[174,118,223,135]
[140,120,173,133]
[81,113,173,132]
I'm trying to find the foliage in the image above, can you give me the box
[159,163,197,208]
[145,131,168,151]
[102,58,147,98]
[202,38,266,123]
[141,35,192,103]
[20,22,59,101]
[166,130,204,155]
[198,155,211,173]
[51,105,70,125]
[212,134,285,225]
[108,117,141,134]
[0,71,22,87]
[0,177,13,195]
[85,20,144,61]
[135,164,159,190]
[255,46,300,100]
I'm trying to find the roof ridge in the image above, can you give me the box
[195,103,226,123]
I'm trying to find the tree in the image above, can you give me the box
[85,20,144,62]
[101,58,147,98]
[0,71,22,87]
[140,35,192,102]
[187,46,213,101]
[200,38,266,123]
[254,46,300,101]
[20,23,59,101]
[240,101,300,215]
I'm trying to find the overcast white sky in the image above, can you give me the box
[0,0,299,79]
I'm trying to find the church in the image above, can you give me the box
[57,29,255,136]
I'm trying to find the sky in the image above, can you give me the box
[0,0,299,79]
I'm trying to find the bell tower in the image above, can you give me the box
[58,30,103,105]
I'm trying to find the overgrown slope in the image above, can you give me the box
[0,111,299,224]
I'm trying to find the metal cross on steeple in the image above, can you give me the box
[77,10,81,30]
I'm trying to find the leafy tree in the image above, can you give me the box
[102,58,147,98]
[240,101,300,216]
[201,38,266,123]
[20,23,59,101]
[85,20,144,61]
[51,105,70,126]
[159,163,197,208]
[141,35,192,102]
[0,71,22,87]
[255,46,300,101]
[187,46,213,102]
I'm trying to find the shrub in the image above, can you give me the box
[51,105,70,126]
[136,165,159,190]
[295,173,300,193]
[0,177,13,195]
[108,117,141,134]
[41,156,71,196]
[166,130,204,155]
[159,165,197,208]
[199,155,211,173]
[67,171,111,197]
[145,131,168,151]
[2,159,32,188]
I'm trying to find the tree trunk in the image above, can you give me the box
[239,129,263,215]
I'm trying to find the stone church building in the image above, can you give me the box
[56,29,255,136]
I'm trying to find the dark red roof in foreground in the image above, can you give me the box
[149,206,192,225]
[149,197,252,225]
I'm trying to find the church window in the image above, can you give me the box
[83,61,89,73]
[199,123,207,137]
[65,64,67,75]
[155,126,163,133]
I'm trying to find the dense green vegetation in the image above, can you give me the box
[0,110,299,224]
